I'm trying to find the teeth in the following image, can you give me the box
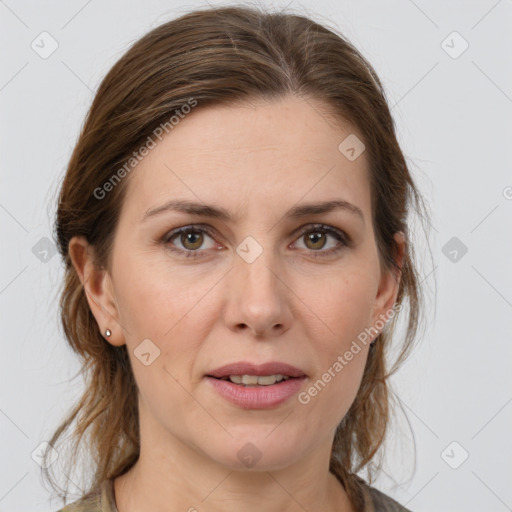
[227,374,290,386]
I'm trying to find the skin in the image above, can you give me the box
[69,94,404,512]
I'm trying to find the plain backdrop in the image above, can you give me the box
[1,1,511,511]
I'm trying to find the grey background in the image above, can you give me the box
[1,0,511,511]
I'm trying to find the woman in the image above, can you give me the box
[44,4,428,511]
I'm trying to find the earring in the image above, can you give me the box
[105,329,112,337]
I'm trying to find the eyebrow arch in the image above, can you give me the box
[142,199,365,224]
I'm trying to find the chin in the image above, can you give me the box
[199,431,308,472]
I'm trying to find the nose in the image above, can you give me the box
[222,247,293,338]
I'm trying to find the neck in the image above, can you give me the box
[115,459,353,512]
[114,438,354,512]
[114,404,355,512]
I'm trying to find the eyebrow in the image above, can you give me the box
[142,198,365,224]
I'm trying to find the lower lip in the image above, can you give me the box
[205,376,306,409]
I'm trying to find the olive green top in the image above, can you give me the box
[57,476,412,512]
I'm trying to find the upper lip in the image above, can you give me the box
[207,361,307,378]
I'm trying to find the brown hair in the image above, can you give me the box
[44,4,431,510]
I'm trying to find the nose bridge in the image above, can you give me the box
[226,234,291,335]
[235,234,280,300]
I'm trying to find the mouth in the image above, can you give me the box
[205,361,307,409]
[205,361,307,408]
[206,361,307,383]
[210,374,296,386]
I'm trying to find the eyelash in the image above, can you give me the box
[161,224,351,260]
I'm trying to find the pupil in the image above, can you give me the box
[183,232,202,249]
[308,232,325,249]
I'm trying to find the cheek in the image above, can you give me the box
[311,269,377,351]
[112,253,223,396]
[113,250,215,339]
[291,271,376,429]
[295,340,370,441]
[112,256,212,428]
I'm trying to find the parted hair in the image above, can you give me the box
[44,4,429,510]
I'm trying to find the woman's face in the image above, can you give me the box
[76,94,402,471]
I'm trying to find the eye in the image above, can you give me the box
[161,223,350,260]
[292,224,350,257]
[163,226,219,258]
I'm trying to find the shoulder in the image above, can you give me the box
[56,479,117,512]
[57,475,411,512]
[366,485,413,512]
[354,475,413,512]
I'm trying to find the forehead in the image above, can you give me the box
[121,95,371,222]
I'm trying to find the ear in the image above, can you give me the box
[370,231,406,334]
[68,236,125,347]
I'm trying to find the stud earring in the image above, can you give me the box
[105,329,112,337]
